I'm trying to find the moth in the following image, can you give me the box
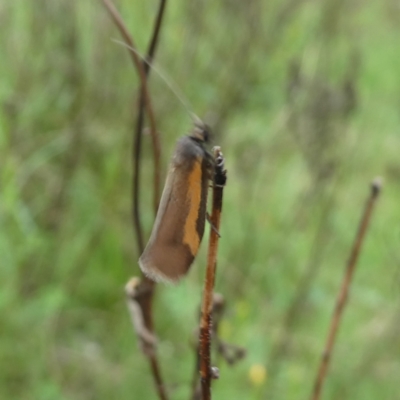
[139,121,213,283]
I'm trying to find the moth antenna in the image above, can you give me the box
[112,39,201,123]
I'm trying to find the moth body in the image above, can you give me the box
[139,123,212,283]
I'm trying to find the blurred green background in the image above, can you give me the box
[1,1,400,399]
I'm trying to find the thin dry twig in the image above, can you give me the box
[125,276,167,400]
[199,147,227,400]
[191,294,223,400]
[133,0,167,253]
[102,0,161,220]
[125,278,157,354]
[101,2,168,399]
[191,294,246,399]
[311,177,382,400]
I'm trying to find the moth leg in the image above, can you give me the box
[206,212,221,237]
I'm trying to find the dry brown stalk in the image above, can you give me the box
[132,0,167,252]
[191,293,245,400]
[102,0,161,219]
[125,278,157,354]
[199,147,227,400]
[101,1,168,399]
[125,278,168,400]
[311,177,382,400]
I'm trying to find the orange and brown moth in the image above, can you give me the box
[139,121,213,283]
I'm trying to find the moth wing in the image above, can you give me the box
[139,160,206,283]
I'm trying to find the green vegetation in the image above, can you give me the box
[1,1,400,399]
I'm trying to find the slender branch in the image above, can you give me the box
[130,2,168,396]
[133,0,167,253]
[102,0,161,222]
[125,278,157,354]
[191,293,246,400]
[199,147,227,400]
[101,2,168,399]
[145,0,167,70]
[311,177,382,400]
[125,278,167,400]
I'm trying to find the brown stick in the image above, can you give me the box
[191,293,246,400]
[131,6,168,395]
[101,2,168,399]
[125,278,167,400]
[125,278,157,353]
[145,0,167,72]
[311,177,382,400]
[102,0,161,220]
[199,147,227,400]
[132,0,167,253]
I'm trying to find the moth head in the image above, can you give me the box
[190,118,212,144]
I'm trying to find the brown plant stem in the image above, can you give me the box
[125,278,167,400]
[102,0,161,221]
[130,3,168,397]
[199,147,227,400]
[133,0,167,253]
[190,294,223,400]
[101,2,168,399]
[145,0,167,71]
[190,293,246,400]
[311,177,382,400]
